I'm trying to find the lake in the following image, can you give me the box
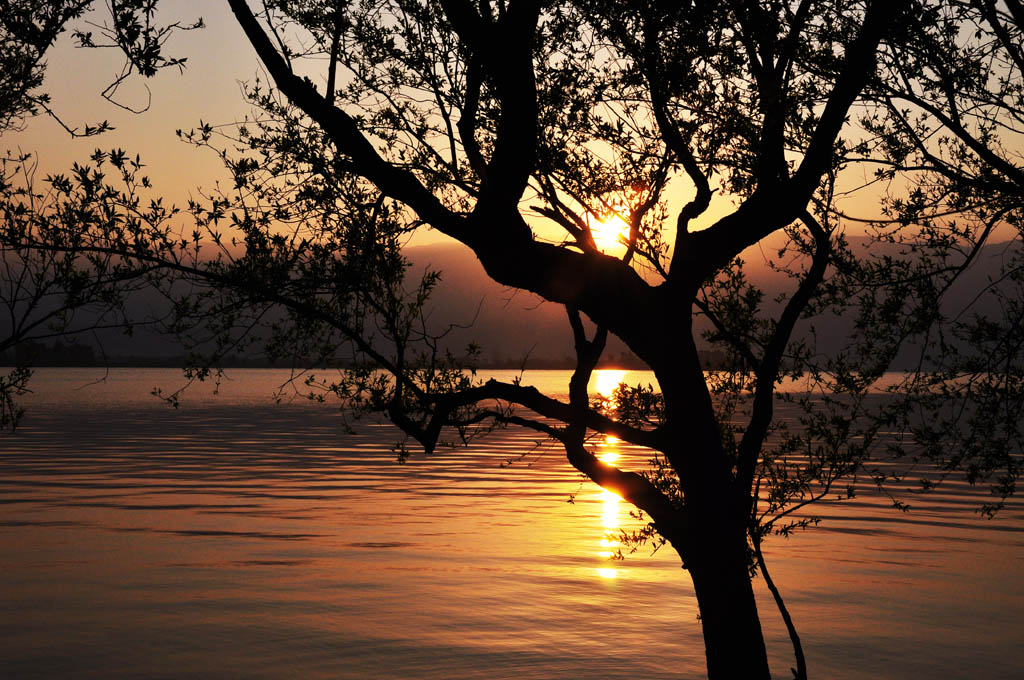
[1,368,1021,679]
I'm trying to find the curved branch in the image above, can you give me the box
[432,378,665,450]
[693,293,761,368]
[751,530,807,680]
[439,0,540,209]
[735,211,832,501]
[563,438,688,554]
[681,0,908,288]
[226,0,462,234]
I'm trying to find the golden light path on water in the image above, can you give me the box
[590,370,628,579]
[593,369,628,401]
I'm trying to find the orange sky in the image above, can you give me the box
[4,3,910,261]
[6,5,251,210]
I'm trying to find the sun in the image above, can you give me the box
[587,211,631,254]
[592,369,627,399]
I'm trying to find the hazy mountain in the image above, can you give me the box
[405,241,629,366]
[409,236,1021,369]
[4,237,1016,368]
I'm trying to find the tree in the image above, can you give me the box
[859,0,1024,515]
[0,148,177,427]
[2,1,1022,678]
[0,0,204,427]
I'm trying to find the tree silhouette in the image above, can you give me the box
[2,2,1022,678]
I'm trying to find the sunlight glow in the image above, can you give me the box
[601,489,620,528]
[593,370,627,399]
[592,371,626,581]
[588,212,631,254]
[596,483,622,577]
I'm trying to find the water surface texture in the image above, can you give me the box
[1,368,1021,679]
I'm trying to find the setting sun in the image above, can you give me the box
[7,2,1021,679]
[587,212,631,254]
[592,369,628,399]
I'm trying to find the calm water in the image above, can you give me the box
[1,368,1021,679]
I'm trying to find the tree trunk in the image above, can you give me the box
[650,327,772,677]
[686,528,771,679]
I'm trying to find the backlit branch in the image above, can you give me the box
[735,211,832,503]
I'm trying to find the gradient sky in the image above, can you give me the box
[3,3,750,251]
[3,3,925,259]
[7,4,263,213]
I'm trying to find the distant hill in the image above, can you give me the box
[408,236,1021,370]
[2,236,1016,369]
[405,241,610,367]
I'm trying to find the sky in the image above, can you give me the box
[3,2,755,256]
[0,2,973,363]
[6,4,271,219]
[6,3,1007,279]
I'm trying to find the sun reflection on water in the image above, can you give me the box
[592,369,627,400]
[601,489,620,530]
[589,370,631,580]
[598,487,622,566]
[597,436,623,576]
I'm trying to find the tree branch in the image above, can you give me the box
[735,211,831,502]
